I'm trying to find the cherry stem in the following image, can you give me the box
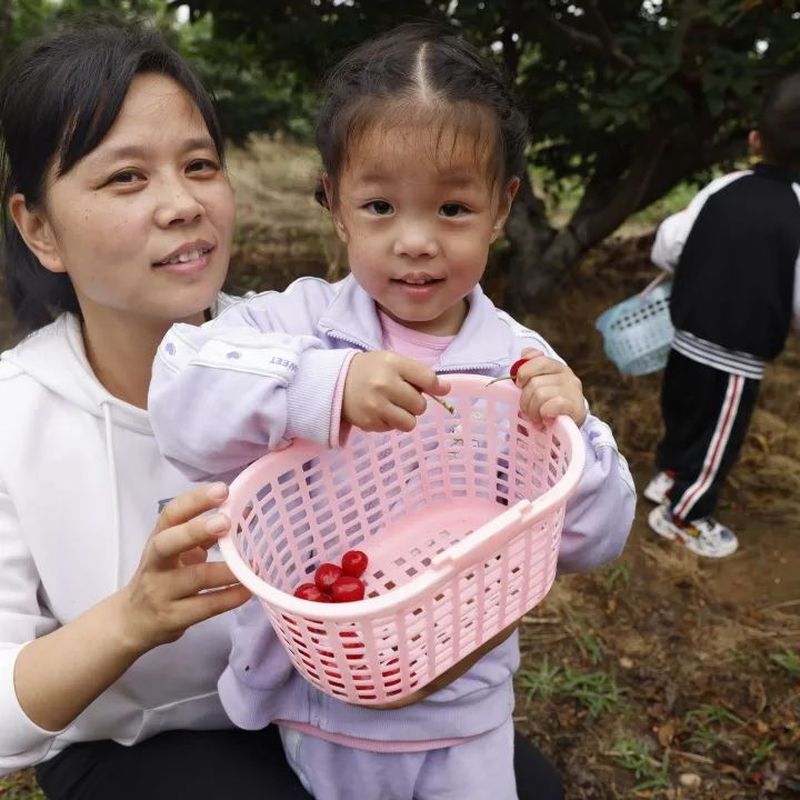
[426,392,455,414]
[485,375,515,386]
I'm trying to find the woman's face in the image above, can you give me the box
[36,72,234,328]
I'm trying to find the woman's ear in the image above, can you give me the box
[9,194,66,273]
[322,174,349,243]
[490,176,521,242]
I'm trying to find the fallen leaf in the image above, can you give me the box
[657,719,676,747]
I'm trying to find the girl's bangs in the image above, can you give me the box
[340,96,504,182]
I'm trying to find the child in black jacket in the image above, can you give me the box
[644,73,800,558]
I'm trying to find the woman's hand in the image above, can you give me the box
[514,348,587,428]
[15,483,250,733]
[342,351,450,433]
[118,483,251,653]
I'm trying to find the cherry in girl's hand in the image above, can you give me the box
[514,350,587,427]
[486,357,529,385]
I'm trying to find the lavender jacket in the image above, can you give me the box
[148,275,636,742]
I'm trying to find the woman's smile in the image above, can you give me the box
[153,239,216,275]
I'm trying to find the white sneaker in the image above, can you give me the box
[648,504,739,558]
[643,471,675,504]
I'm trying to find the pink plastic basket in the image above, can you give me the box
[219,374,585,706]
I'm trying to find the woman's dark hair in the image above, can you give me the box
[314,22,528,207]
[0,22,225,332]
[759,72,800,171]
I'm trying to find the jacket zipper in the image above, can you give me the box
[324,328,502,375]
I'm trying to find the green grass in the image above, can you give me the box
[770,648,800,677]
[686,703,744,727]
[576,634,604,665]
[747,738,777,771]
[609,737,672,792]
[516,656,562,701]
[685,703,744,753]
[515,658,628,720]
[601,562,631,592]
[560,666,627,719]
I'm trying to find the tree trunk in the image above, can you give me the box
[504,120,746,312]
[504,170,556,304]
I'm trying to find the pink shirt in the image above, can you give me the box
[329,311,456,447]
[378,311,455,366]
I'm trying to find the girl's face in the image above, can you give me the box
[329,121,518,336]
[19,73,234,330]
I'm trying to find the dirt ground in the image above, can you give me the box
[494,237,800,800]
[0,157,798,799]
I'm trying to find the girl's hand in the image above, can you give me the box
[514,348,587,428]
[118,483,251,654]
[342,351,451,433]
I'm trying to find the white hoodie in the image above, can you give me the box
[0,303,238,775]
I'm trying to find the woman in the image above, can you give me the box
[0,22,563,800]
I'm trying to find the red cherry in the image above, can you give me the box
[382,658,400,679]
[381,657,419,687]
[338,629,364,659]
[509,358,529,378]
[294,583,329,602]
[341,549,368,578]
[330,575,365,603]
[314,563,342,593]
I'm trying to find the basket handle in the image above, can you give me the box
[430,499,539,574]
[638,270,669,299]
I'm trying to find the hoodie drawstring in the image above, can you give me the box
[101,401,123,588]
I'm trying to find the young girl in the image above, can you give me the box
[0,22,313,800]
[149,23,635,800]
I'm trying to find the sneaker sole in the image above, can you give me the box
[678,534,739,559]
[647,507,739,558]
[647,505,677,541]
[643,486,667,504]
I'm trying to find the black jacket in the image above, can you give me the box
[651,163,800,360]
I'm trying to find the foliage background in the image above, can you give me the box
[5,0,800,303]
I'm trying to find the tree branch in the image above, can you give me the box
[570,129,669,246]
[540,6,634,70]
[500,25,520,79]
[576,0,636,69]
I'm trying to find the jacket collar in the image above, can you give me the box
[753,161,800,183]
[317,275,510,373]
